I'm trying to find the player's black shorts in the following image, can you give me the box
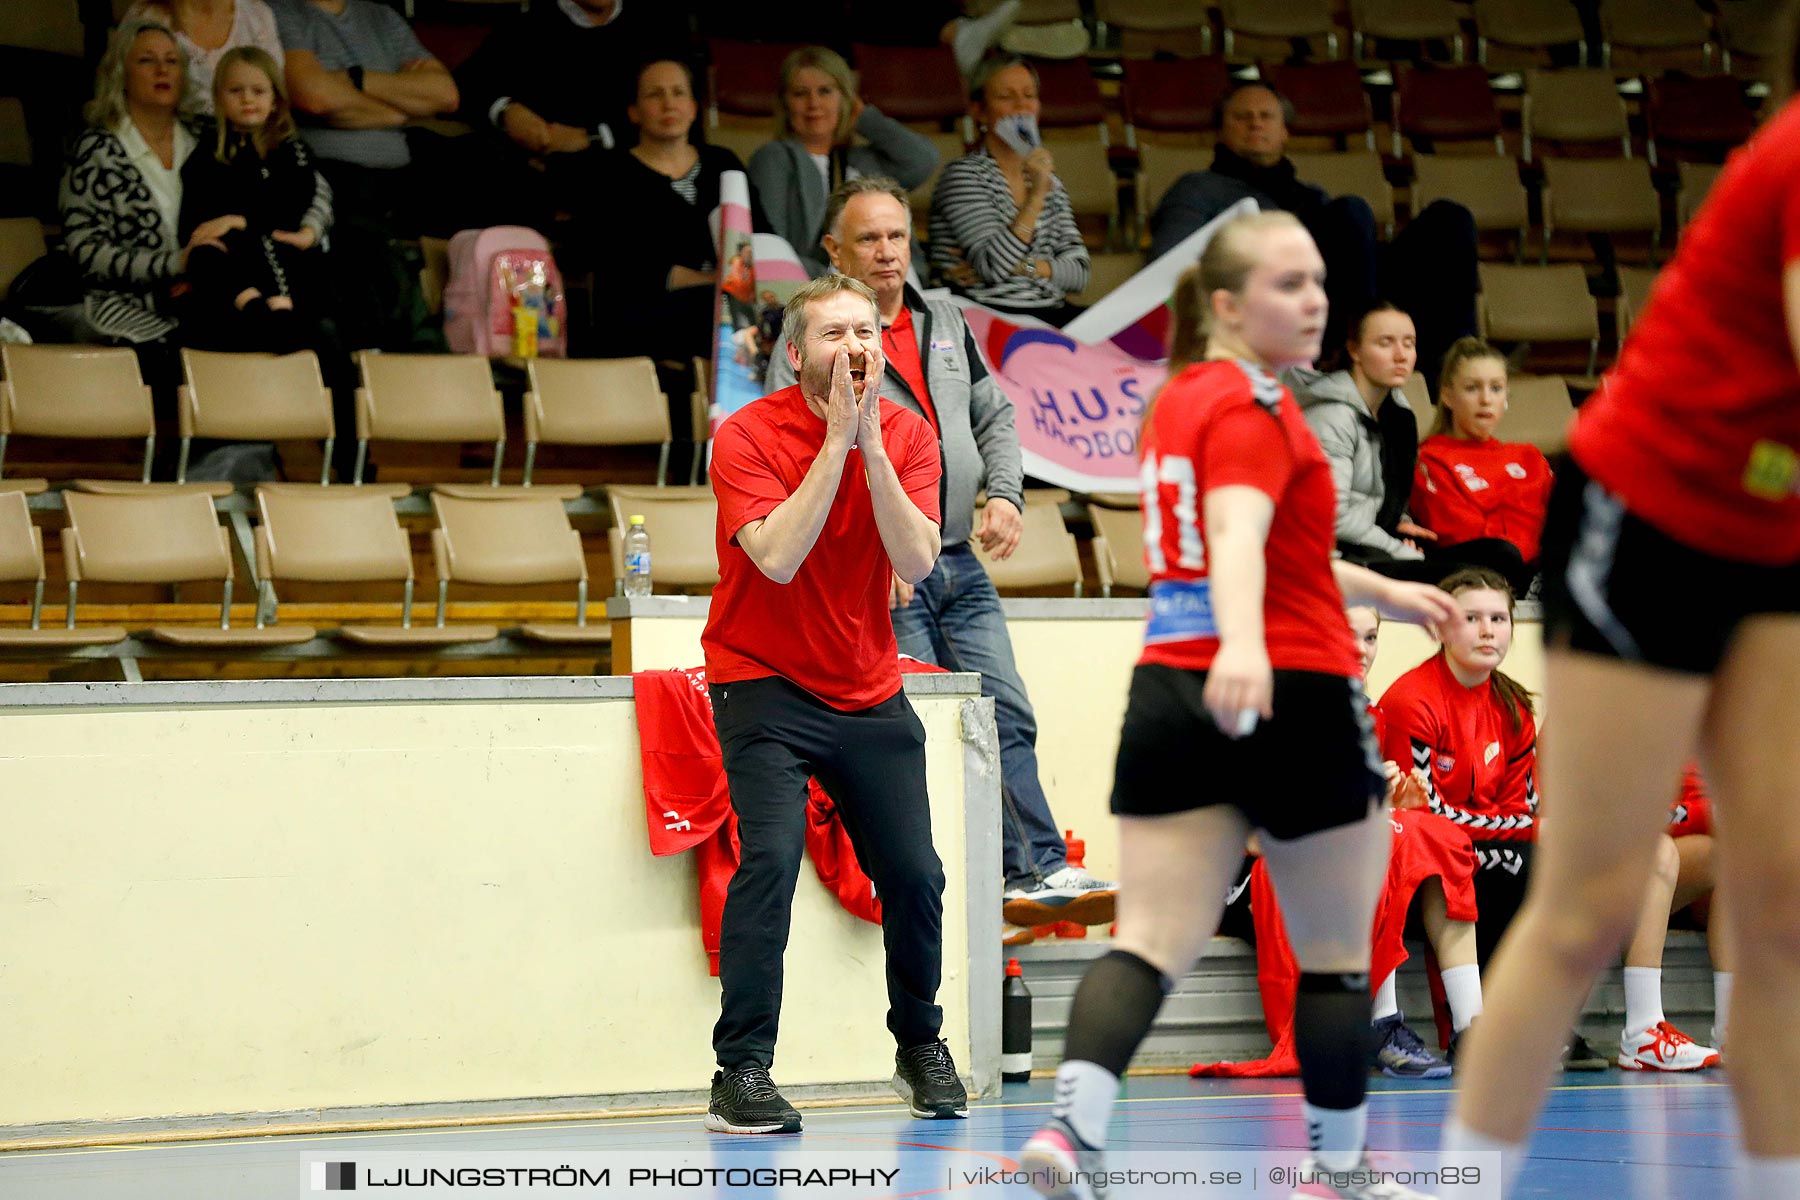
[1539,456,1800,675]
[1110,663,1384,840]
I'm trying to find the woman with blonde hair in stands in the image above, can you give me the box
[125,0,285,117]
[60,19,229,348]
[1406,339,1553,596]
[1380,567,1718,1074]
[747,46,938,279]
[1019,209,1459,1200]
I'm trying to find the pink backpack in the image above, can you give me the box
[443,226,567,358]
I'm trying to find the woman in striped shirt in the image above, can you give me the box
[928,57,1089,327]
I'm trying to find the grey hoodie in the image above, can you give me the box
[1285,366,1421,560]
[766,285,1023,546]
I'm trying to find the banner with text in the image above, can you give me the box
[956,199,1260,493]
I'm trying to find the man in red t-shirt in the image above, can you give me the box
[701,274,966,1136]
[766,176,1118,941]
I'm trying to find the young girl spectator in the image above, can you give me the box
[1408,338,1553,595]
[125,0,285,117]
[928,57,1090,326]
[178,46,332,352]
[1380,567,1717,1072]
[747,47,937,278]
[1020,210,1457,1198]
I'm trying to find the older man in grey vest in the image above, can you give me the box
[767,176,1116,941]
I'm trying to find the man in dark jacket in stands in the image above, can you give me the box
[454,0,691,228]
[1148,81,1478,384]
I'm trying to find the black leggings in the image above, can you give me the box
[1470,842,1535,969]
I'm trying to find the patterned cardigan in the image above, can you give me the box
[58,125,192,343]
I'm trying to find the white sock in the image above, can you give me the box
[1441,963,1484,1033]
[1443,1118,1527,1196]
[1372,971,1399,1021]
[1713,971,1733,1045]
[1305,1102,1367,1172]
[1738,1155,1800,1199]
[952,0,1022,75]
[1050,1059,1118,1149]
[1622,966,1665,1034]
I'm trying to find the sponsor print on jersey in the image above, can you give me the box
[1145,578,1218,643]
[1436,753,1456,774]
[1505,462,1528,479]
[1454,462,1490,492]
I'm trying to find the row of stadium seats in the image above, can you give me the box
[0,344,702,494]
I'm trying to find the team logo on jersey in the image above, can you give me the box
[1485,740,1501,765]
[1436,752,1456,774]
[1505,462,1528,479]
[1454,463,1489,492]
[1742,439,1800,501]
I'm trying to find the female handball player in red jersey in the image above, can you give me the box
[1020,209,1459,1200]
[1380,567,1717,1072]
[1443,16,1800,1195]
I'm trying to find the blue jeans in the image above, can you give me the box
[891,542,1068,887]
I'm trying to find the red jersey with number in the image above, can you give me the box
[1136,360,1359,677]
[1411,435,1554,563]
[1570,95,1800,565]
[1378,653,1539,847]
[704,385,942,710]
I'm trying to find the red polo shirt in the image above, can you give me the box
[703,384,942,710]
[882,306,939,436]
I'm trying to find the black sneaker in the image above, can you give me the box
[704,1065,802,1134]
[1448,1020,1472,1065]
[893,1038,969,1119]
[1561,1032,1611,1072]
[1370,1012,1452,1078]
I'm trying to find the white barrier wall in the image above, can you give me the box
[0,675,997,1135]
[611,597,1547,883]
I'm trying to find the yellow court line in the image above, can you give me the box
[0,1077,1730,1159]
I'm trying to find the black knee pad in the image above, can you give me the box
[1063,950,1174,1077]
[1293,972,1373,1112]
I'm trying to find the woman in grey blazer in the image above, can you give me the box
[746,46,937,278]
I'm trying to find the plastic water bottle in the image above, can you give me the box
[623,515,652,597]
[1003,957,1034,1082]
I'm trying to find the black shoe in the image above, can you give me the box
[704,1065,802,1134]
[893,1038,969,1119]
[1561,1032,1611,1072]
[1448,1019,1473,1065]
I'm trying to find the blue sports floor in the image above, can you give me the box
[0,1072,1736,1199]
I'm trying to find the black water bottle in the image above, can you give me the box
[1003,957,1033,1082]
